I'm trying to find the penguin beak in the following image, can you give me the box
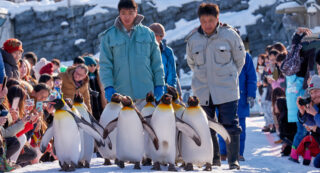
[47,102,56,105]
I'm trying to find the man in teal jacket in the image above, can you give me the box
[99,0,165,107]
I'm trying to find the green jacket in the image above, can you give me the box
[99,15,165,100]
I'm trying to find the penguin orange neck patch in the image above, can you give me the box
[158,103,173,110]
[172,102,182,110]
[122,106,134,111]
[145,102,155,108]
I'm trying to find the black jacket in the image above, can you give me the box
[0,49,19,79]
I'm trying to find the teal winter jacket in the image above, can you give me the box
[99,15,165,100]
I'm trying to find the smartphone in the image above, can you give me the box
[12,97,20,110]
[36,102,43,112]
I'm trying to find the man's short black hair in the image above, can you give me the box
[34,83,51,93]
[24,52,38,66]
[118,0,138,11]
[198,3,219,18]
[73,56,85,65]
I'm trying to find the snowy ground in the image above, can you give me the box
[14,117,320,173]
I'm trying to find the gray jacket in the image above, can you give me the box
[186,25,245,105]
[0,120,25,138]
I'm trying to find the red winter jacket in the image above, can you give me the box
[16,122,33,137]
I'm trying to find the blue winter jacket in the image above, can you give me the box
[0,50,5,84]
[299,105,320,127]
[238,53,257,118]
[99,15,165,100]
[160,40,177,88]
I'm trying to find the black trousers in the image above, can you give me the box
[5,137,20,159]
[202,96,242,161]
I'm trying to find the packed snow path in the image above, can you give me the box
[15,117,319,172]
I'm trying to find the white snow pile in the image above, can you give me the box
[14,116,320,172]
[84,5,109,16]
[74,38,86,45]
[165,0,277,44]
[60,21,69,27]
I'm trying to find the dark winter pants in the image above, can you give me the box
[17,146,37,164]
[202,97,242,162]
[5,137,20,159]
[219,117,246,156]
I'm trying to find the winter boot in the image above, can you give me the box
[303,149,311,166]
[211,131,221,166]
[227,134,240,170]
[288,147,299,163]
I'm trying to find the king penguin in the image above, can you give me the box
[73,94,106,168]
[180,96,231,171]
[40,98,108,171]
[98,93,123,165]
[147,94,201,171]
[103,96,159,169]
[140,92,156,166]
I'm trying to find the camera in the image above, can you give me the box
[89,89,99,98]
[299,96,311,106]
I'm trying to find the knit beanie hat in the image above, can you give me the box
[3,38,24,54]
[308,75,320,92]
[33,58,49,80]
[84,56,97,66]
[39,62,54,75]
[149,23,165,36]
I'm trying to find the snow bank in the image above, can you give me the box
[84,5,109,16]
[276,1,301,11]
[165,0,277,43]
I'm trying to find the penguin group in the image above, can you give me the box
[39,86,231,172]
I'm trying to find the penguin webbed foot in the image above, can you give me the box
[203,163,212,171]
[59,162,67,172]
[67,162,76,172]
[142,158,152,166]
[103,158,112,165]
[117,160,125,168]
[76,161,84,168]
[168,163,177,172]
[84,161,90,168]
[133,162,141,169]
[151,162,161,170]
[184,163,194,171]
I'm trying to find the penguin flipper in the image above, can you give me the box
[40,124,54,153]
[175,117,201,146]
[67,110,105,147]
[142,121,159,150]
[103,118,118,139]
[208,120,231,144]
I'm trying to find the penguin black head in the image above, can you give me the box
[111,93,122,103]
[74,94,84,103]
[50,99,65,110]
[145,92,155,103]
[166,85,178,101]
[64,98,73,108]
[187,96,200,107]
[161,94,172,105]
[121,96,133,107]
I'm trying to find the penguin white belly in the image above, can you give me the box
[75,105,94,162]
[181,109,213,166]
[99,103,121,159]
[53,111,81,164]
[116,109,144,162]
[149,108,176,164]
